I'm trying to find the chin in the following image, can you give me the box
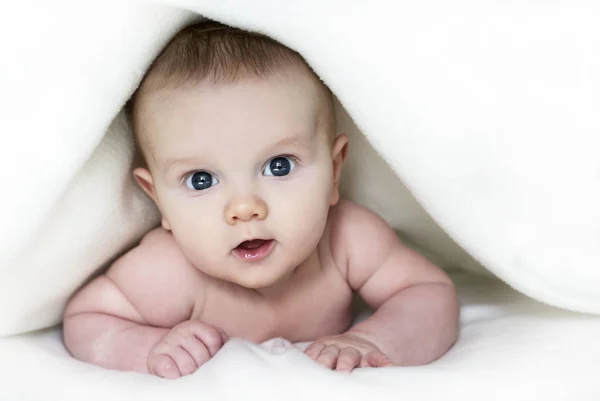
[233,268,293,290]
[235,275,278,289]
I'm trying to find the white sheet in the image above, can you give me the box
[1,273,598,401]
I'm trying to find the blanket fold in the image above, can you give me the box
[1,0,600,336]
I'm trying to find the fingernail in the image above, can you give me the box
[335,364,351,373]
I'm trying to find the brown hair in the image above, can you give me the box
[129,20,336,159]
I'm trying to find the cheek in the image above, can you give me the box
[268,166,333,234]
[159,190,226,258]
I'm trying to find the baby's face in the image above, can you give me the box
[135,74,346,291]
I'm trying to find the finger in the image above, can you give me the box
[179,335,211,368]
[365,351,393,368]
[315,345,340,370]
[149,353,181,379]
[168,345,199,376]
[217,328,229,343]
[189,324,225,357]
[335,347,361,373]
[359,356,370,368]
[304,342,327,360]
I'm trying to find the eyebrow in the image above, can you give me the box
[268,133,315,152]
[162,156,206,174]
[162,133,315,173]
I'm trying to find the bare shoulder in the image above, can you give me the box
[108,227,198,284]
[104,227,205,326]
[328,200,453,308]
[327,199,397,280]
[328,199,397,238]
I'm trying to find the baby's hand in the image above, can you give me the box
[305,333,392,372]
[147,320,228,379]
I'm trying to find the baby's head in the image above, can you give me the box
[130,21,347,291]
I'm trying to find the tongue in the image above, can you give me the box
[239,239,266,250]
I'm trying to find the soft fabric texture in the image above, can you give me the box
[2,0,599,336]
[2,273,599,401]
[1,0,600,398]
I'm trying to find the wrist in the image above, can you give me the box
[345,327,386,352]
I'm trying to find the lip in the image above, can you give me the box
[232,239,275,262]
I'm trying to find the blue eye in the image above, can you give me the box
[185,171,218,191]
[263,156,296,177]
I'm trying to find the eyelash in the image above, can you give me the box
[180,155,301,185]
[180,170,214,189]
[271,154,300,166]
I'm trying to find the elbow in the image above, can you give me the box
[429,281,460,362]
[413,281,460,365]
[62,312,110,367]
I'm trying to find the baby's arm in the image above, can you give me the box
[63,229,223,377]
[308,201,459,370]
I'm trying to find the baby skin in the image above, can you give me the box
[63,71,459,378]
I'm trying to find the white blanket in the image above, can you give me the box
[1,0,600,398]
[2,273,599,401]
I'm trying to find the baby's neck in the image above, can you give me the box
[251,249,321,300]
[252,271,296,299]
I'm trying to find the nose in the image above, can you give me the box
[224,194,268,225]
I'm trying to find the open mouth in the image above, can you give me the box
[233,239,274,261]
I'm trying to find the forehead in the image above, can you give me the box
[139,73,324,160]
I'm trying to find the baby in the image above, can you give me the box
[63,21,459,379]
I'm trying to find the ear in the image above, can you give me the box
[330,134,349,205]
[133,167,158,202]
[133,167,172,230]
